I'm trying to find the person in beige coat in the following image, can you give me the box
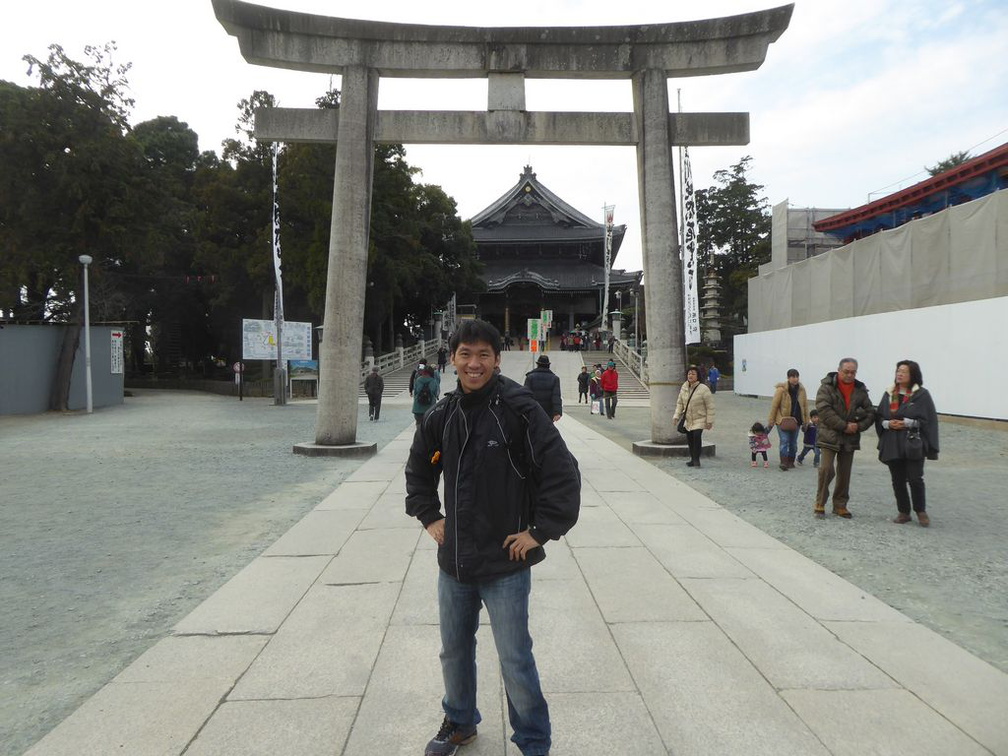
[672,366,715,468]
[767,368,810,471]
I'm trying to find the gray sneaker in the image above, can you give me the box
[425,717,477,755]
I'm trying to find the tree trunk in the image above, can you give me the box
[49,295,84,411]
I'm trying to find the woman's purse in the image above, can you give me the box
[778,416,799,432]
[905,427,924,460]
[676,385,698,434]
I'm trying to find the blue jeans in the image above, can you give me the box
[797,444,820,465]
[777,427,799,458]
[438,568,550,756]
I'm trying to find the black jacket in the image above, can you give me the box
[875,386,939,462]
[405,374,581,582]
[523,366,562,418]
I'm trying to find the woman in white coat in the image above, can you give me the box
[672,365,715,467]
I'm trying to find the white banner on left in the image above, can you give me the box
[110,330,124,374]
[242,319,312,361]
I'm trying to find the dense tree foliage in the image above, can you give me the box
[695,156,771,337]
[1,49,481,382]
[925,150,971,176]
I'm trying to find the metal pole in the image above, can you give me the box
[78,255,94,414]
[635,289,639,354]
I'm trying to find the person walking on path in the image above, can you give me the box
[673,365,715,467]
[405,319,581,756]
[876,359,940,527]
[411,365,440,427]
[589,366,604,415]
[708,364,721,394]
[524,355,563,422]
[796,410,821,466]
[409,360,428,397]
[814,358,875,519]
[767,368,809,471]
[363,366,384,422]
[601,360,619,419]
[576,365,591,405]
[437,346,448,373]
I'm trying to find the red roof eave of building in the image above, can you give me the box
[813,142,1008,233]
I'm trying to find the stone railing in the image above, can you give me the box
[360,337,443,383]
[613,339,648,384]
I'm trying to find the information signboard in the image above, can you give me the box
[110,331,124,374]
[242,319,313,361]
[527,318,542,343]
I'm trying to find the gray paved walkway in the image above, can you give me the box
[24,353,1008,755]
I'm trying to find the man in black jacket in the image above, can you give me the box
[523,354,562,422]
[406,319,580,756]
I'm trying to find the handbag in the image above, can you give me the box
[676,384,698,434]
[778,416,799,432]
[905,428,924,460]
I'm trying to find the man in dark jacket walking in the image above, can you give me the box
[363,366,384,421]
[814,357,875,519]
[406,319,580,756]
[576,365,591,404]
[524,354,562,422]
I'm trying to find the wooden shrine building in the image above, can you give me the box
[469,166,642,338]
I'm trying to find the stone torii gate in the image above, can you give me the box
[213,0,793,455]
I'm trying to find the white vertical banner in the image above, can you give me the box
[603,205,615,332]
[682,147,702,345]
[272,142,285,325]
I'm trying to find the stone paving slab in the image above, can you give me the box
[781,689,991,756]
[261,508,367,557]
[636,523,756,579]
[185,697,360,756]
[681,577,898,690]
[613,620,831,755]
[317,527,420,585]
[173,555,332,635]
[824,620,1008,753]
[228,582,400,700]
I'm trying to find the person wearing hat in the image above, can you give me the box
[524,354,562,422]
[409,359,427,397]
[364,366,385,421]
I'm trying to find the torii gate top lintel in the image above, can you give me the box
[213,0,793,79]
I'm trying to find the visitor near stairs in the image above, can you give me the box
[767,368,809,471]
[363,366,384,421]
[576,365,591,404]
[524,354,563,422]
[813,358,875,519]
[412,364,440,427]
[600,360,619,419]
[405,319,581,756]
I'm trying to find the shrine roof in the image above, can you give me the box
[482,259,641,292]
[470,165,627,260]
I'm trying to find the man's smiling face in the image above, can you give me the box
[451,340,500,393]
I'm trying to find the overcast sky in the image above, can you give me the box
[3,0,1006,272]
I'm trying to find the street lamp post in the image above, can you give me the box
[633,288,640,354]
[78,255,94,414]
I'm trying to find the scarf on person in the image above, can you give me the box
[888,383,921,414]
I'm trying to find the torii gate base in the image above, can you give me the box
[633,440,715,459]
[293,441,377,458]
[214,0,792,456]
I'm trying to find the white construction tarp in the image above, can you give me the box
[748,191,1008,331]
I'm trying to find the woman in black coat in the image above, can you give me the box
[875,360,939,527]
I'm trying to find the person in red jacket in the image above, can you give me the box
[600,360,619,419]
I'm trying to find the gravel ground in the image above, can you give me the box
[2,388,1006,754]
[0,391,414,756]
[581,391,1008,676]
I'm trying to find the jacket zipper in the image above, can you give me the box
[454,405,470,580]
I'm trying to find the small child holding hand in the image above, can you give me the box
[749,422,772,468]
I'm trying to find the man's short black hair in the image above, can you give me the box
[786,368,800,378]
[449,319,502,356]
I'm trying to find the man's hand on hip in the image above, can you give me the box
[503,529,539,561]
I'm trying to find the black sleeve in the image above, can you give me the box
[404,413,444,528]
[524,407,580,541]
[551,376,562,417]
